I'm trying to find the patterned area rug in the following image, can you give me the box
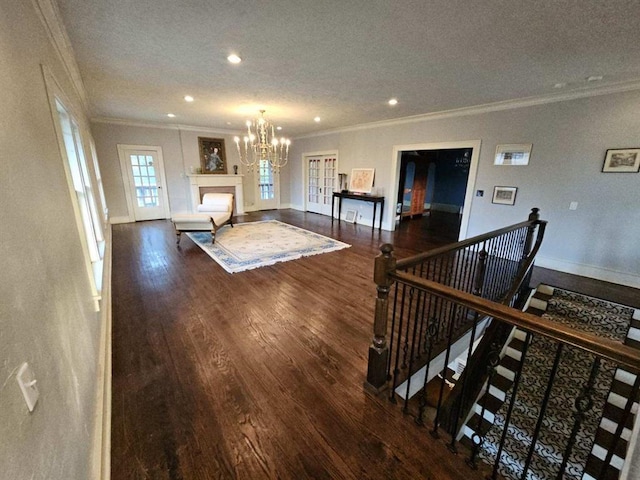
[477,285,637,480]
[187,220,350,273]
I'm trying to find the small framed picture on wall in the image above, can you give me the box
[602,148,640,172]
[492,186,518,205]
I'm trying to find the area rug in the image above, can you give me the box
[187,220,350,273]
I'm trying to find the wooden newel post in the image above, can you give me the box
[523,207,540,258]
[365,243,396,393]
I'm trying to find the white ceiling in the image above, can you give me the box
[56,0,640,137]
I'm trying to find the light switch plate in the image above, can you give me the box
[17,362,39,412]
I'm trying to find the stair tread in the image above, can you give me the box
[593,427,629,458]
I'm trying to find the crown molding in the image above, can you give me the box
[294,79,640,140]
[32,0,90,114]
[91,116,242,135]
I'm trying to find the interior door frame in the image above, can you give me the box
[117,144,170,222]
[302,150,339,214]
[389,140,481,239]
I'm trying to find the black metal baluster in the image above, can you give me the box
[416,318,439,426]
[403,290,423,413]
[431,298,458,439]
[490,332,532,479]
[557,356,601,480]
[520,342,565,480]
[415,285,428,358]
[467,341,502,469]
[401,288,415,370]
[386,282,400,381]
[448,308,483,452]
[389,283,407,403]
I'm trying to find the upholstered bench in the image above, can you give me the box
[172,193,234,244]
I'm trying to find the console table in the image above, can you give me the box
[332,192,384,231]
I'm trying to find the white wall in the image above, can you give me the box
[288,90,640,288]
[91,122,260,220]
[0,1,107,478]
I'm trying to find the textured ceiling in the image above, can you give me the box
[56,0,640,136]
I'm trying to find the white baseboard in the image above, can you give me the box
[91,226,112,480]
[109,216,132,224]
[536,255,640,289]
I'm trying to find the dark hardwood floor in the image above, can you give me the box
[110,210,639,479]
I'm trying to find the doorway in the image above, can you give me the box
[117,144,171,221]
[390,141,480,240]
[304,152,338,216]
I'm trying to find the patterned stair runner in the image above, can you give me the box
[459,284,639,480]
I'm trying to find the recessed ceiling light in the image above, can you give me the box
[314,116,321,123]
[388,98,398,106]
[227,54,242,64]
[276,126,282,131]
[553,83,566,89]
[587,75,603,82]
[167,113,176,118]
[184,95,194,102]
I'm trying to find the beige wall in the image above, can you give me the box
[0,1,106,478]
[91,122,260,219]
[289,90,640,288]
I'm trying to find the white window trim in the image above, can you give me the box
[42,64,104,303]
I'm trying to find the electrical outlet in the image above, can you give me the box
[569,201,578,210]
[17,363,39,412]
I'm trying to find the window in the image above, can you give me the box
[258,159,275,200]
[55,99,105,295]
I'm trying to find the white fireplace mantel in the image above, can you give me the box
[188,174,245,215]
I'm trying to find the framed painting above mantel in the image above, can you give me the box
[198,137,227,174]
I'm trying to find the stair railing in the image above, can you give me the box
[364,208,640,479]
[366,208,545,394]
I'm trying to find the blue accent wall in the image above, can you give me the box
[432,149,471,207]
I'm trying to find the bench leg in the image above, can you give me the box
[176,231,182,245]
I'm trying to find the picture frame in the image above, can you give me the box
[349,168,375,194]
[198,137,227,174]
[602,148,640,173]
[494,144,532,166]
[344,209,357,223]
[492,186,518,205]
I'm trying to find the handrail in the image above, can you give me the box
[391,271,640,372]
[396,209,542,270]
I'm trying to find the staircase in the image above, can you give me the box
[459,285,640,480]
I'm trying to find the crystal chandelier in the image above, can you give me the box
[234,110,291,172]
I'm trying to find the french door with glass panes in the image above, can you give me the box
[306,154,337,215]
[254,159,279,210]
[117,145,170,221]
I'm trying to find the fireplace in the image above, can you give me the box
[188,174,245,215]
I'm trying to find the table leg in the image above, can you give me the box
[372,203,377,232]
[331,196,335,222]
[379,199,384,230]
[338,197,342,223]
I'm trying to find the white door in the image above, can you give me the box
[254,159,279,210]
[306,155,337,215]
[118,145,170,221]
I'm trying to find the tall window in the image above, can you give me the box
[56,99,105,292]
[258,159,275,200]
